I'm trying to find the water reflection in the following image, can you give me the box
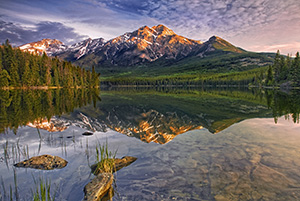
[59,88,300,144]
[0,89,100,133]
[1,88,300,144]
[0,87,300,200]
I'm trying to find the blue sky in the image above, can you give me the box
[1,0,300,54]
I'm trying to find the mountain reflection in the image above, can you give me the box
[1,88,299,144]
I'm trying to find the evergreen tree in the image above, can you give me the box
[291,52,300,86]
[53,68,60,87]
[278,55,288,82]
[0,69,10,87]
[273,50,281,82]
[22,61,32,86]
[0,49,3,72]
[0,41,99,88]
[9,60,20,87]
[266,65,274,86]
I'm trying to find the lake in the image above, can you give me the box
[0,87,299,200]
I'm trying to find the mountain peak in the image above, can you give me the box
[209,35,221,41]
[152,24,175,36]
[19,38,65,55]
[207,35,244,53]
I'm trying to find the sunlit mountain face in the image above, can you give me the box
[18,24,252,68]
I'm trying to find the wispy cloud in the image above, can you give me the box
[0,20,87,46]
[249,42,300,56]
[1,0,300,54]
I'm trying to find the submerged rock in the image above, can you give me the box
[91,156,137,175]
[13,154,68,170]
[84,173,114,201]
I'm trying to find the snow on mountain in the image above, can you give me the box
[18,24,244,67]
[19,39,67,56]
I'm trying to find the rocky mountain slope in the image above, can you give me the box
[18,24,247,67]
[19,38,66,56]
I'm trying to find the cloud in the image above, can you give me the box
[0,19,88,46]
[98,0,300,54]
[1,0,300,54]
[249,42,300,56]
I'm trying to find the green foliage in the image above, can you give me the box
[266,90,300,123]
[266,65,274,86]
[266,50,300,87]
[101,67,268,87]
[0,42,100,88]
[32,176,57,201]
[93,50,274,86]
[93,141,117,174]
[0,69,10,87]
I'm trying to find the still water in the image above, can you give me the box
[0,88,299,200]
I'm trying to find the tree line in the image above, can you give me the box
[0,40,100,88]
[101,67,266,87]
[264,51,300,87]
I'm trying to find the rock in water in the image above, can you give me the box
[13,154,68,170]
[84,173,114,201]
[114,156,137,172]
[91,156,137,175]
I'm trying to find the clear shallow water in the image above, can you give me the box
[0,88,300,200]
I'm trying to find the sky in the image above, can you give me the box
[0,0,300,55]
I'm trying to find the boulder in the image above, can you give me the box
[13,154,68,170]
[91,156,137,175]
[83,173,114,201]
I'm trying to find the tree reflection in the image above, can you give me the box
[0,89,100,133]
[266,90,300,123]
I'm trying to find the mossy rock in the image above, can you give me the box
[14,154,68,170]
[91,156,137,175]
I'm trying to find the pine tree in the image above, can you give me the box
[91,66,100,87]
[278,55,288,82]
[291,52,300,86]
[53,68,60,87]
[0,69,10,87]
[0,48,3,72]
[266,65,274,86]
[9,60,20,87]
[22,61,32,86]
[273,50,281,83]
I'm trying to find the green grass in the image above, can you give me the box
[92,141,117,175]
[32,176,57,201]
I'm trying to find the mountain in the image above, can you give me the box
[58,24,204,66]
[18,24,247,67]
[19,38,66,56]
[57,37,106,60]
[18,24,273,82]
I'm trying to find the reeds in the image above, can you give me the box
[0,169,19,201]
[93,141,117,174]
[32,176,58,201]
[2,140,30,169]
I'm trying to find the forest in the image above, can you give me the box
[263,51,300,87]
[0,40,100,88]
[102,51,300,87]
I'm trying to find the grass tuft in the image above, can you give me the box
[93,141,117,174]
[32,176,57,201]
